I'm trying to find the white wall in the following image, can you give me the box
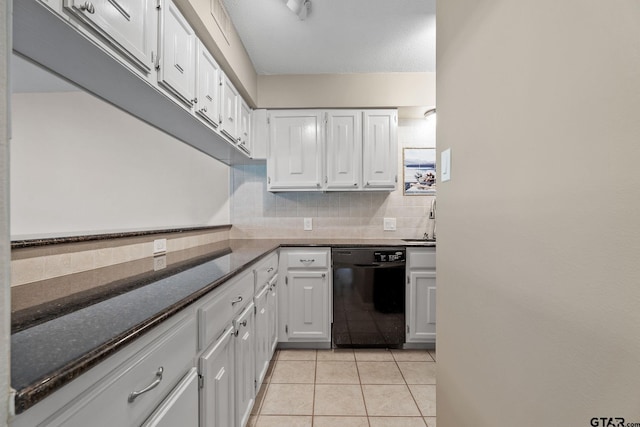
[437,0,640,425]
[10,90,230,239]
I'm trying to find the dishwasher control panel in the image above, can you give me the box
[373,250,406,263]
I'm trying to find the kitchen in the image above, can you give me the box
[1,0,640,427]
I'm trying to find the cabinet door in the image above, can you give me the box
[267,280,278,354]
[141,368,199,427]
[196,41,221,127]
[287,270,330,341]
[254,285,270,387]
[326,111,362,190]
[363,110,398,189]
[200,328,235,427]
[64,0,156,72]
[220,76,239,141]
[238,100,252,156]
[407,271,437,342]
[158,0,196,106]
[267,111,323,191]
[234,303,255,427]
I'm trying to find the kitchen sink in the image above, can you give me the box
[402,238,436,243]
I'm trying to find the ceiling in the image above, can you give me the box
[223,0,435,75]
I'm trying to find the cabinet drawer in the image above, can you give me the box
[286,250,329,268]
[198,286,233,350]
[48,316,197,427]
[198,272,254,349]
[228,272,255,317]
[408,250,436,269]
[254,252,278,291]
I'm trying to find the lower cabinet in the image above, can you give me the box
[142,368,200,427]
[279,248,332,343]
[267,278,278,354]
[234,302,256,427]
[199,328,235,427]
[254,284,270,386]
[406,248,437,343]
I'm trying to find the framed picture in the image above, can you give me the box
[403,148,436,195]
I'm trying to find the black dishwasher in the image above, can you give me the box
[332,248,406,348]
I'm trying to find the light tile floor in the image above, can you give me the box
[249,348,436,427]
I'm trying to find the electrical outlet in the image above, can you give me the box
[153,238,167,255]
[153,255,167,271]
[383,217,397,231]
[304,217,313,231]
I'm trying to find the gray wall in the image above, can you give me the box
[1,0,10,424]
[436,0,640,425]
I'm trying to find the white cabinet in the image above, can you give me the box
[267,110,324,191]
[279,248,331,343]
[234,303,255,427]
[267,109,397,192]
[199,328,235,427]
[326,110,362,190]
[267,278,278,355]
[195,41,221,128]
[142,368,199,427]
[220,75,239,142]
[406,248,436,344]
[158,0,196,107]
[63,0,157,73]
[254,283,270,387]
[238,99,252,155]
[363,110,398,189]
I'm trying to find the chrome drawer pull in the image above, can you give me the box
[267,267,274,273]
[239,319,247,327]
[231,296,243,305]
[80,2,95,13]
[300,259,315,263]
[128,367,163,403]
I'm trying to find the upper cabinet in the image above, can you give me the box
[363,110,398,189]
[267,109,397,192]
[220,75,240,142]
[267,110,324,191]
[63,0,157,74]
[326,110,362,190]
[238,99,251,155]
[158,0,197,107]
[195,41,221,128]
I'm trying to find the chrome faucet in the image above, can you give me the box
[425,198,436,240]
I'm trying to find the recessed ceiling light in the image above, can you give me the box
[286,0,311,20]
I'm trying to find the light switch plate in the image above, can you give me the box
[304,217,312,231]
[383,217,397,231]
[441,148,451,182]
[153,238,167,255]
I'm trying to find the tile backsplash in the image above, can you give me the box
[230,118,436,239]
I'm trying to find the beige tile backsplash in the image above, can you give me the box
[230,118,436,239]
[11,229,229,287]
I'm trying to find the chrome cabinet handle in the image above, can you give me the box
[300,259,315,263]
[234,329,239,337]
[191,98,198,104]
[239,319,247,327]
[353,183,358,187]
[128,367,163,403]
[267,267,274,273]
[322,273,326,279]
[202,106,207,113]
[80,2,95,13]
[231,296,243,305]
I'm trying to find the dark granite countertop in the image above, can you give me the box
[11,238,435,414]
